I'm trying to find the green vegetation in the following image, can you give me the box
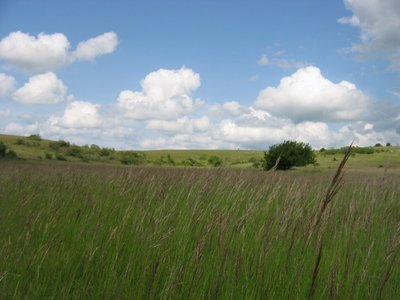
[208,155,223,167]
[0,141,18,159]
[264,141,316,170]
[1,134,400,173]
[120,151,146,165]
[0,160,399,298]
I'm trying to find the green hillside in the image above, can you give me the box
[1,133,399,172]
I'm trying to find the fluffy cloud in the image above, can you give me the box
[0,31,71,73]
[48,101,101,129]
[73,32,119,61]
[340,0,400,68]
[140,134,225,150]
[0,31,118,73]
[4,121,39,135]
[117,67,200,120]
[255,66,369,123]
[147,116,211,133]
[223,101,250,116]
[214,116,397,149]
[0,73,16,97]
[13,72,67,104]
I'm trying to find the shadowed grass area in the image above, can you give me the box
[0,161,399,298]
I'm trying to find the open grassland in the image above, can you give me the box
[1,162,399,298]
[1,134,400,172]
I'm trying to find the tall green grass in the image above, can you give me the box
[0,162,399,298]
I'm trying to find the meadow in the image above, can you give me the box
[1,134,400,172]
[1,158,399,299]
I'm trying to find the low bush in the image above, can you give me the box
[208,156,223,167]
[0,142,19,159]
[120,152,146,165]
[263,140,316,170]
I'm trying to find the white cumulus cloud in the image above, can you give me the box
[48,101,101,129]
[73,32,119,61]
[0,73,16,97]
[255,66,369,123]
[0,31,119,73]
[223,101,250,116]
[13,72,67,104]
[0,31,71,73]
[147,116,211,133]
[117,67,200,120]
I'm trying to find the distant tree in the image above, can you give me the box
[386,142,391,147]
[374,143,382,147]
[263,141,316,171]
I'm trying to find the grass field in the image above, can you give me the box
[1,133,400,172]
[1,159,399,298]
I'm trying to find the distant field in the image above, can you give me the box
[1,133,400,173]
[0,161,399,298]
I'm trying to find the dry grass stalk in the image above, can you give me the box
[314,141,354,230]
[377,253,397,298]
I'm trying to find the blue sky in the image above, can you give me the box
[0,0,399,149]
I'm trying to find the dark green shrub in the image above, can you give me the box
[56,154,67,161]
[7,150,18,159]
[90,144,101,150]
[65,146,82,158]
[120,152,146,165]
[0,142,6,157]
[263,141,316,170]
[155,154,176,165]
[15,139,27,145]
[181,158,201,167]
[0,142,18,159]
[208,156,223,167]
[100,148,114,156]
[45,153,53,160]
[49,140,70,151]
